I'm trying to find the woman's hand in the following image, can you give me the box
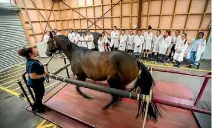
[44,71,49,76]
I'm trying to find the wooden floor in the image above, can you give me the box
[28,83,199,128]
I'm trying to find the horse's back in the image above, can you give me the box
[81,50,139,83]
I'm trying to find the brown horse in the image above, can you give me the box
[46,31,161,121]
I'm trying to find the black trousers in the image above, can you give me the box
[31,83,45,111]
[168,44,176,59]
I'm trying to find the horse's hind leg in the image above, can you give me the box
[76,86,94,99]
[103,94,119,110]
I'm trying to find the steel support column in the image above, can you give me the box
[137,0,143,31]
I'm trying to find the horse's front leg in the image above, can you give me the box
[75,75,94,100]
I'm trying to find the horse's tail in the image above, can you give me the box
[131,61,161,122]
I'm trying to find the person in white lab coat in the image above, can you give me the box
[151,30,162,60]
[188,32,206,69]
[133,30,144,60]
[168,30,181,61]
[118,30,128,51]
[126,30,134,55]
[80,33,87,49]
[74,30,81,47]
[43,30,50,42]
[85,31,95,50]
[68,28,75,43]
[173,33,188,67]
[97,35,105,52]
[102,32,110,51]
[110,26,119,50]
[143,25,153,59]
[157,30,172,63]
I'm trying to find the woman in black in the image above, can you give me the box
[18,47,48,113]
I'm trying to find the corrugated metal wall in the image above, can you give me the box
[0,4,28,72]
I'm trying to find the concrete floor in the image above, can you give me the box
[0,56,211,128]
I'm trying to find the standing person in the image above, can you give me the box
[18,47,48,113]
[126,29,134,55]
[43,30,50,43]
[134,30,144,60]
[80,33,87,49]
[168,30,181,61]
[188,32,206,69]
[98,35,105,52]
[74,30,81,47]
[85,31,95,50]
[54,29,61,36]
[157,30,172,63]
[102,32,110,51]
[118,30,128,51]
[143,25,153,60]
[151,30,162,60]
[173,33,188,67]
[110,26,119,50]
[68,28,75,43]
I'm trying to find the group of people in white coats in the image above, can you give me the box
[108,26,151,60]
[68,29,95,50]
[42,26,207,69]
[151,30,206,68]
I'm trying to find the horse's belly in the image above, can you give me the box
[84,69,107,81]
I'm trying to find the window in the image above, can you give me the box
[0,0,13,4]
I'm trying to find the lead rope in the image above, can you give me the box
[44,54,56,83]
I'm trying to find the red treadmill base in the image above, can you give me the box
[28,83,199,128]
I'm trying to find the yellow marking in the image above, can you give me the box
[142,61,212,73]
[0,85,20,97]
[0,65,25,74]
[12,84,26,91]
[5,83,19,89]
[36,120,46,128]
[1,77,22,86]
[0,68,25,78]
[36,119,57,128]
[1,72,24,81]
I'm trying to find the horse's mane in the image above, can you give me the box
[57,35,93,53]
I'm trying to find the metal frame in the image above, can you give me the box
[61,57,211,115]
[19,57,211,128]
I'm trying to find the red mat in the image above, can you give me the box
[43,84,198,128]
[153,81,194,100]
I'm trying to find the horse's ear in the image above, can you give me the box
[49,31,54,39]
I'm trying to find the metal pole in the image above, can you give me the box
[48,74,144,101]
[152,98,211,115]
[22,72,35,101]
[63,58,70,78]
[52,64,71,75]
[194,72,211,106]
[17,80,33,107]
[152,68,211,78]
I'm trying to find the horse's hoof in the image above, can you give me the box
[86,95,95,100]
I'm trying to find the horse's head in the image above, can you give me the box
[46,31,59,56]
